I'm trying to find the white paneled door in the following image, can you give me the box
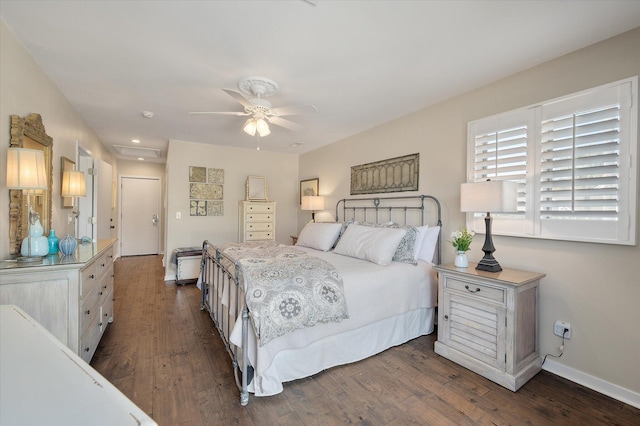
[121,177,160,256]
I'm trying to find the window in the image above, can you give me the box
[467,77,637,245]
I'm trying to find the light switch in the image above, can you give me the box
[176,211,182,219]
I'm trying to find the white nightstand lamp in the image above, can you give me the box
[301,195,325,222]
[461,179,518,272]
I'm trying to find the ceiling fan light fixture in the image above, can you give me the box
[256,118,270,137]
[243,118,257,136]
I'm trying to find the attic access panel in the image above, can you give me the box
[350,153,419,195]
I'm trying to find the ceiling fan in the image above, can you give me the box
[189,76,318,137]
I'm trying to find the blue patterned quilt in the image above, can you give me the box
[221,241,349,346]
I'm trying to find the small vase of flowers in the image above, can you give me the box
[450,227,474,268]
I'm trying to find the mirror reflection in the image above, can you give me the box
[9,114,53,255]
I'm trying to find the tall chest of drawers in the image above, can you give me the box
[238,201,276,242]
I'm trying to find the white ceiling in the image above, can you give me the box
[2,1,640,162]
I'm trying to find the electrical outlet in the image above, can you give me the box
[554,320,572,339]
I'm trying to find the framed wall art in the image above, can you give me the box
[350,153,419,195]
[300,178,319,204]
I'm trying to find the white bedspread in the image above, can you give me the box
[229,247,437,396]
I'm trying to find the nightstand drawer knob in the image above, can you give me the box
[444,314,449,321]
[465,285,481,293]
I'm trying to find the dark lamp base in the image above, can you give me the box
[476,256,503,272]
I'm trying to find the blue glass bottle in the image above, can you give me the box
[47,229,59,255]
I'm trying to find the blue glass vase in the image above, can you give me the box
[59,234,77,256]
[48,230,59,255]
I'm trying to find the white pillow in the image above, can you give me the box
[413,225,429,259]
[295,222,343,251]
[416,225,440,264]
[333,224,407,266]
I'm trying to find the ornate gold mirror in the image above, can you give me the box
[9,114,53,255]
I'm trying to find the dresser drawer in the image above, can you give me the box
[80,313,102,363]
[246,213,274,222]
[81,264,99,297]
[95,247,113,280]
[246,231,273,240]
[444,277,505,304]
[246,203,275,213]
[81,287,101,335]
[246,222,273,231]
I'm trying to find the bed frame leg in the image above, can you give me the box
[240,305,250,406]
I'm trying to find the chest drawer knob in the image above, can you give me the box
[85,309,91,315]
[465,285,481,293]
[444,314,449,321]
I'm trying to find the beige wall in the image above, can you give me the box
[301,28,640,404]
[0,21,116,260]
[164,139,299,279]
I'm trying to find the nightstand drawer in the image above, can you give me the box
[445,277,505,303]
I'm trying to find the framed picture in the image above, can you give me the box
[300,178,319,204]
[61,156,75,208]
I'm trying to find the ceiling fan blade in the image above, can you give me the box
[267,116,304,132]
[222,89,255,110]
[271,104,318,116]
[189,111,249,116]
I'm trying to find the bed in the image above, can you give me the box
[199,195,442,405]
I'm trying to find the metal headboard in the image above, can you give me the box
[335,195,443,264]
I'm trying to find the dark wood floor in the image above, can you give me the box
[91,255,639,426]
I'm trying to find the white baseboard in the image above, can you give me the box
[164,273,176,281]
[543,359,640,409]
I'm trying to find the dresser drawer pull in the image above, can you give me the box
[98,322,103,327]
[101,263,105,267]
[444,314,449,321]
[85,309,91,315]
[84,347,90,352]
[99,291,103,296]
[89,274,95,279]
[465,285,481,293]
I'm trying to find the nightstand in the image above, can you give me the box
[433,263,545,391]
[290,235,298,245]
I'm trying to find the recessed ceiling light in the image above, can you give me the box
[131,139,140,144]
[290,142,303,147]
[137,157,144,161]
[142,111,154,118]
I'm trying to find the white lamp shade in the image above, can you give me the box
[460,180,518,213]
[6,148,48,190]
[61,170,87,197]
[301,195,325,211]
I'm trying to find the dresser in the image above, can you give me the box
[238,201,276,242]
[433,263,545,391]
[0,238,117,363]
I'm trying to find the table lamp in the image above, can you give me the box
[460,180,518,272]
[301,195,325,222]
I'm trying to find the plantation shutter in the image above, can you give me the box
[467,78,636,245]
[540,105,621,221]
[472,124,528,212]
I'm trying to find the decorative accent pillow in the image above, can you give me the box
[295,222,343,252]
[333,224,407,266]
[392,226,418,265]
[416,225,440,264]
